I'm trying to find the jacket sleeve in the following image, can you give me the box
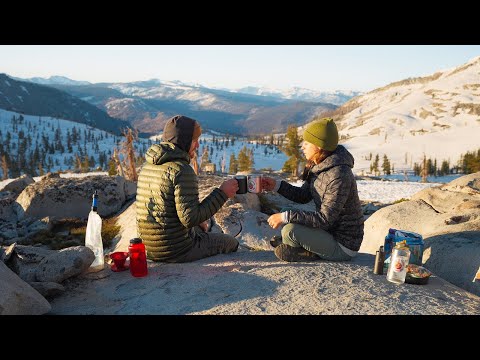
[286,175,352,230]
[174,166,228,228]
[277,180,313,204]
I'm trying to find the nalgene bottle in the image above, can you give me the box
[387,240,410,284]
[128,238,148,277]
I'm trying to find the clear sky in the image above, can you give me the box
[1,45,480,92]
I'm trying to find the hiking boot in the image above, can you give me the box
[269,235,282,248]
[274,244,320,262]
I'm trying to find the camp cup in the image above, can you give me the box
[109,252,129,271]
[234,175,247,194]
[247,175,262,193]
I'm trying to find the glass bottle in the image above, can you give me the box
[387,240,410,284]
[128,238,148,277]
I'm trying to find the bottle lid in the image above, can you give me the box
[395,240,409,250]
[130,238,143,244]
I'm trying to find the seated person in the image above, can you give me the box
[263,117,364,262]
[136,115,239,262]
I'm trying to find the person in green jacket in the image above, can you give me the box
[136,115,239,262]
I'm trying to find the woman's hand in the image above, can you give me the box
[219,178,239,198]
[261,176,276,192]
[267,213,284,229]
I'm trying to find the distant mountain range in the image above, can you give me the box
[29,79,336,136]
[0,74,129,134]
[233,86,362,105]
[313,56,480,173]
[17,75,92,86]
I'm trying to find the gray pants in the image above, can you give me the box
[176,227,239,263]
[281,223,351,261]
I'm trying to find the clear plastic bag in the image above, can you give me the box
[85,210,104,270]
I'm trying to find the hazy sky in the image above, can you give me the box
[1,45,480,92]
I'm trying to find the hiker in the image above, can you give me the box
[262,117,364,262]
[136,115,239,262]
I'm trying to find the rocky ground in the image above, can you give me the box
[2,172,480,315]
[50,249,480,315]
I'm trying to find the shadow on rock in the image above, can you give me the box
[423,231,480,296]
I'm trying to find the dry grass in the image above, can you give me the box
[410,129,428,136]
[447,61,477,77]
[453,103,480,116]
[322,99,362,122]
[419,108,435,119]
[432,122,450,129]
[26,217,120,250]
[372,72,442,94]
[463,84,480,90]
[389,118,405,126]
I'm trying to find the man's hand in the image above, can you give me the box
[199,220,209,232]
[267,213,284,229]
[261,176,276,191]
[219,178,239,198]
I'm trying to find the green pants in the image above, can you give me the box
[281,223,352,261]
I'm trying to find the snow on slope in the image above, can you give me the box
[0,109,151,176]
[332,56,480,173]
[150,132,288,172]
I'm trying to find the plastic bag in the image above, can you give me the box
[85,210,104,270]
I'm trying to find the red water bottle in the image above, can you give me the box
[128,238,148,277]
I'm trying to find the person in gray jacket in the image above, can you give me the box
[262,117,364,262]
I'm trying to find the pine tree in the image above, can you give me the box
[1,155,8,180]
[382,154,391,175]
[282,125,303,177]
[237,146,252,172]
[108,159,117,176]
[83,155,90,173]
[440,160,450,176]
[229,154,238,174]
[426,158,434,176]
[371,154,379,175]
[75,154,82,172]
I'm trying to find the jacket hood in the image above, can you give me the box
[145,142,190,166]
[162,115,198,153]
[311,145,355,173]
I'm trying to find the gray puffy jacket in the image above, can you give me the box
[278,145,364,251]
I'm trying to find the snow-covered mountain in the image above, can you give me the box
[20,75,91,86]
[26,78,335,136]
[233,86,362,105]
[0,74,129,134]
[323,56,480,173]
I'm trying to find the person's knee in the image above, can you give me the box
[227,237,239,252]
[281,223,295,239]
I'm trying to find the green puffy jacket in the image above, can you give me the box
[136,142,228,262]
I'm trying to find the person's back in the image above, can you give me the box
[136,142,197,261]
[136,115,239,263]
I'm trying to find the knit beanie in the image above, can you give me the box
[163,115,201,152]
[302,117,338,151]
